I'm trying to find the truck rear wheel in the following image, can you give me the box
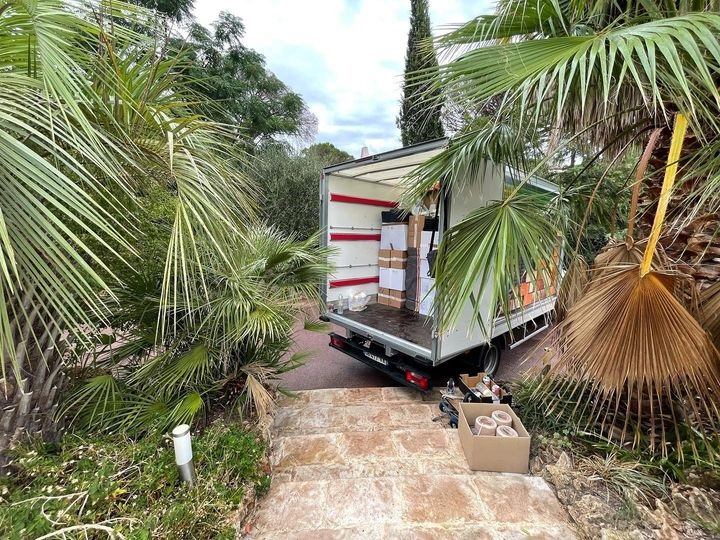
[476,343,501,377]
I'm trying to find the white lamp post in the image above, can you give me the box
[172,424,196,486]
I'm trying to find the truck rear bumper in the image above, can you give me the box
[328,332,433,391]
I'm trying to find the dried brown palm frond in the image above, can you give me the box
[541,265,720,457]
[538,115,720,458]
[593,238,667,273]
[700,281,720,347]
[554,256,589,322]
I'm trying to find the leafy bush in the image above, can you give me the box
[62,225,333,435]
[0,422,268,539]
[514,374,720,479]
[253,142,352,240]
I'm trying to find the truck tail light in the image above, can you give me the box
[330,335,345,349]
[405,370,429,390]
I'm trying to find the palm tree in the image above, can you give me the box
[0,1,251,470]
[406,0,720,457]
[62,227,332,435]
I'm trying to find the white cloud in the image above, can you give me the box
[193,1,490,156]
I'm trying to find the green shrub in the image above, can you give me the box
[0,422,268,539]
[63,225,333,435]
[514,374,720,480]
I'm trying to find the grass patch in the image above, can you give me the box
[0,422,269,539]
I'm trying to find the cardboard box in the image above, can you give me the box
[379,249,391,268]
[419,257,430,277]
[379,267,406,291]
[459,373,512,404]
[408,215,425,248]
[458,402,530,473]
[390,249,407,269]
[378,288,406,309]
[419,231,439,260]
[380,224,408,251]
[418,277,435,316]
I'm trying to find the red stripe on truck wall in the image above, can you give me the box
[330,193,397,208]
[329,276,379,288]
[329,233,381,241]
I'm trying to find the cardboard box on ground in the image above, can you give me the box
[458,402,531,473]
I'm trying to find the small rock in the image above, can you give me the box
[544,463,575,490]
[600,528,645,540]
[568,494,616,536]
[672,486,719,525]
[556,450,573,470]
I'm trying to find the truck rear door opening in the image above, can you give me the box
[320,138,559,389]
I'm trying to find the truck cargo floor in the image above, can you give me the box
[338,303,433,350]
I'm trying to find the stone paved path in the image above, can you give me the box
[247,387,576,539]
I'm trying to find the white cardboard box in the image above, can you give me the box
[419,231,439,259]
[419,258,430,278]
[419,276,435,316]
[379,267,406,291]
[380,224,408,251]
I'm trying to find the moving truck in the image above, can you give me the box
[320,138,559,390]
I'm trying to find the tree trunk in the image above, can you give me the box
[0,293,66,474]
[638,131,720,289]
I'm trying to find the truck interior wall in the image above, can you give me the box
[325,174,404,303]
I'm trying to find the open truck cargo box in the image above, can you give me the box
[320,138,559,379]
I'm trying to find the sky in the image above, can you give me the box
[193,1,493,157]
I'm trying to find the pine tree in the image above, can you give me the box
[397,0,445,146]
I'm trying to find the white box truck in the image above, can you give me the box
[320,138,559,390]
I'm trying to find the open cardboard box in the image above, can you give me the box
[458,402,530,473]
[459,372,512,404]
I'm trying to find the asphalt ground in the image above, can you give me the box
[278,319,549,392]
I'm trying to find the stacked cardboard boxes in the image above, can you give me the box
[378,223,408,308]
[407,215,438,316]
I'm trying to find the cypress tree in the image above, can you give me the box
[397,0,445,146]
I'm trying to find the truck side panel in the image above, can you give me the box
[435,161,505,362]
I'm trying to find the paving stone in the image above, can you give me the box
[397,474,493,524]
[339,430,398,459]
[323,477,402,527]
[473,474,569,525]
[252,480,329,533]
[273,434,343,468]
[393,429,455,459]
[380,386,422,402]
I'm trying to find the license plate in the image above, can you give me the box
[364,351,388,366]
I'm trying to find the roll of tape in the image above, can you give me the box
[496,425,518,437]
[491,410,513,427]
[475,415,497,436]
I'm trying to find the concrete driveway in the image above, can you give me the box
[247,387,575,539]
[278,321,548,391]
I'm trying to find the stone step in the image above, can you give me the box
[276,386,439,409]
[248,474,574,539]
[270,428,464,479]
[271,401,445,436]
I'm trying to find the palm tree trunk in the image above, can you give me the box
[638,132,720,289]
[0,295,66,474]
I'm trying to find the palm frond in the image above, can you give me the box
[700,281,720,347]
[540,266,720,456]
[433,192,560,334]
